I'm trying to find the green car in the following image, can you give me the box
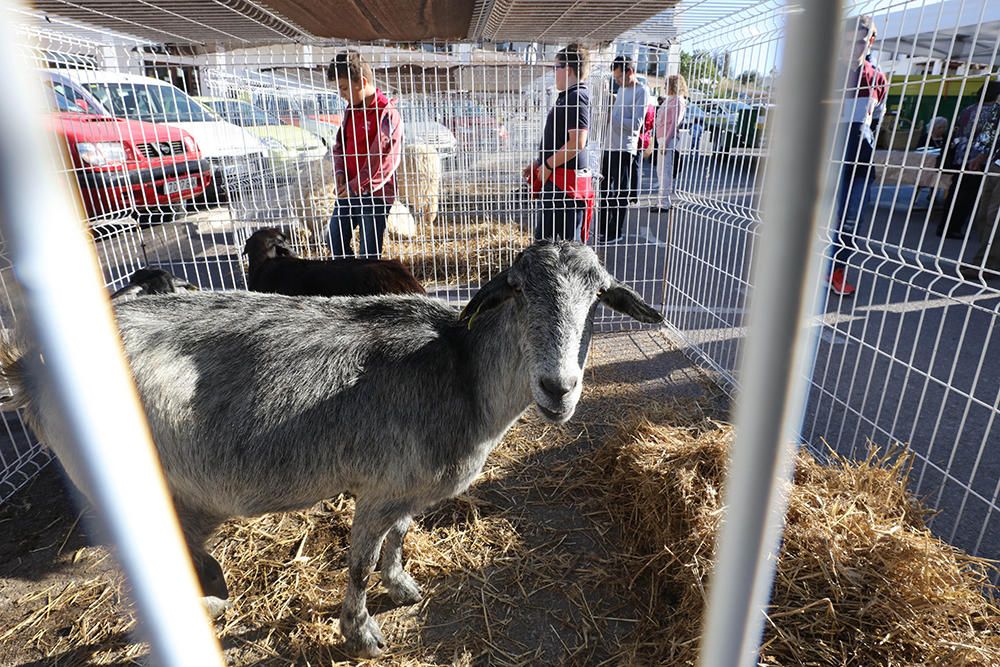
[194,97,327,167]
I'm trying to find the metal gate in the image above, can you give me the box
[666,0,1000,565]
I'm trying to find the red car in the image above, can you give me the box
[42,71,211,222]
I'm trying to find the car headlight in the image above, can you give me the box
[261,137,286,151]
[77,142,127,166]
[182,136,198,154]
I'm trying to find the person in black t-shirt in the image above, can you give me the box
[523,43,592,241]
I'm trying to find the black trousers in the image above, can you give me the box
[939,172,983,237]
[536,184,585,241]
[600,150,637,241]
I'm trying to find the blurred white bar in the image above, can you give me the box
[0,2,224,665]
[697,2,842,667]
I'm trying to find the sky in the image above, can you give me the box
[676,0,983,77]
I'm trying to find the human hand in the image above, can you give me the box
[538,163,552,185]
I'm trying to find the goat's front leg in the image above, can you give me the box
[378,515,422,605]
[175,504,228,619]
[340,500,399,658]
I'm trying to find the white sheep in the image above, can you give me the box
[395,143,441,228]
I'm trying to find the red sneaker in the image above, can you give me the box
[828,268,855,296]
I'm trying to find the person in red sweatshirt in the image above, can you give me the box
[326,51,404,258]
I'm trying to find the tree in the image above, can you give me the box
[717,51,732,79]
[738,70,760,85]
[680,50,719,84]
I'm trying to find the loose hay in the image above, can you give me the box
[209,494,527,665]
[291,167,532,288]
[5,379,998,666]
[594,405,1000,666]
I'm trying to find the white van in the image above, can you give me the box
[57,69,268,199]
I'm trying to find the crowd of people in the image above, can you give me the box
[321,28,1000,293]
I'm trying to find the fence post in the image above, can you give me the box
[0,5,225,666]
[697,2,842,666]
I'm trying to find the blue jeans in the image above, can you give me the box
[832,123,875,271]
[326,195,392,258]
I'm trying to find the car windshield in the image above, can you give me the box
[449,101,489,119]
[398,102,435,124]
[207,100,280,127]
[253,95,300,119]
[82,82,215,123]
[313,94,345,115]
[49,86,85,113]
[46,79,107,116]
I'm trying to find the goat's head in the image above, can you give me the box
[243,228,295,262]
[462,240,662,424]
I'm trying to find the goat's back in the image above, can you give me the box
[248,257,425,297]
[109,291,475,515]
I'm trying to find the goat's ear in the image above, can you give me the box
[599,281,663,324]
[461,269,515,328]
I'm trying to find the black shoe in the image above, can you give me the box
[961,267,1000,282]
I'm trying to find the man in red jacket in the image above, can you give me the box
[327,51,404,258]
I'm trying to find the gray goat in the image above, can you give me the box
[0,240,662,657]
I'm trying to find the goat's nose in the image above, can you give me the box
[540,375,579,400]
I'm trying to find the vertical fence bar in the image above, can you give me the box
[0,4,224,666]
[697,2,842,667]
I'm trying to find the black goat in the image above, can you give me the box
[110,268,197,299]
[242,228,425,297]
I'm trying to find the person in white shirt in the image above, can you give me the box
[601,55,650,243]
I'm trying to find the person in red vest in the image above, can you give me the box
[523,43,595,242]
[326,51,404,258]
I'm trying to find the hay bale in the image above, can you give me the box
[396,143,441,227]
[597,407,1000,666]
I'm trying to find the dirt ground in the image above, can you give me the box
[0,330,723,666]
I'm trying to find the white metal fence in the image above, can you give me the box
[665,0,1000,566]
[2,0,997,579]
[1,16,675,501]
[2,0,999,664]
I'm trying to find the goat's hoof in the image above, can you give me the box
[342,615,386,658]
[385,572,423,606]
[202,596,231,620]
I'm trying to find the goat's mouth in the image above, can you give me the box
[535,402,573,423]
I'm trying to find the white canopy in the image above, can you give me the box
[877,0,1000,66]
